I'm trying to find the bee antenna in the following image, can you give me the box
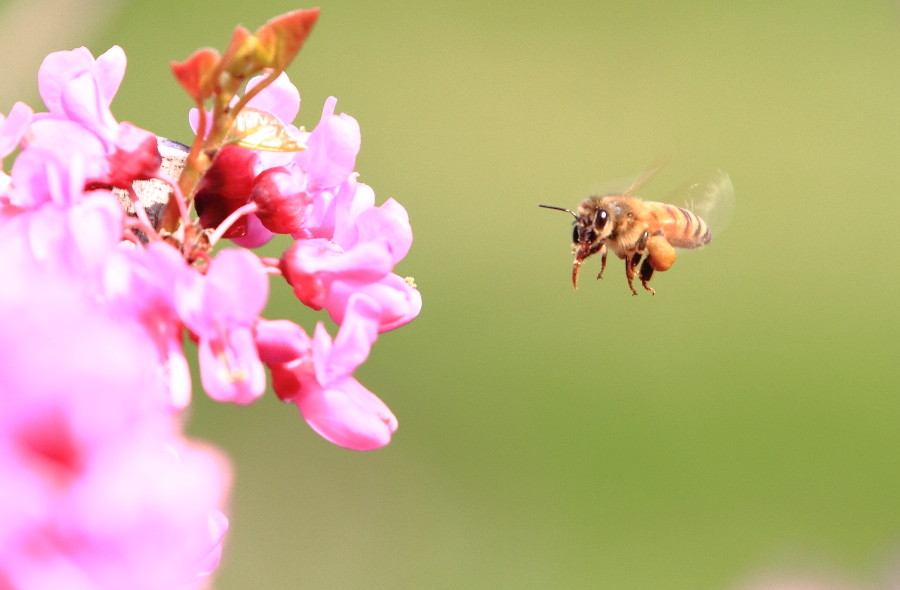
[538,204,578,219]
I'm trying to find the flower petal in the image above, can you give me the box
[295,376,397,451]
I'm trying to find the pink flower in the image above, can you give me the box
[326,272,422,332]
[0,204,230,587]
[0,19,422,588]
[281,180,421,332]
[190,86,362,247]
[0,430,230,590]
[38,46,125,140]
[280,237,394,310]
[4,187,122,279]
[104,242,194,409]
[35,46,160,190]
[335,196,413,268]
[175,248,269,404]
[10,134,96,209]
[293,96,360,191]
[295,369,398,451]
[0,211,163,433]
[189,73,304,245]
[294,172,375,241]
[259,297,397,450]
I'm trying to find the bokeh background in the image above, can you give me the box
[3,0,900,588]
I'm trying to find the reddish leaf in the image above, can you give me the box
[256,8,320,71]
[171,48,221,102]
[219,25,256,81]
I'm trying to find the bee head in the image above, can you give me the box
[539,200,610,289]
[574,201,610,245]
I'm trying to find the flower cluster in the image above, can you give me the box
[0,9,419,588]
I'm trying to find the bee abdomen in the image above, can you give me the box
[655,203,712,249]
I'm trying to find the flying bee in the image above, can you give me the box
[540,168,733,295]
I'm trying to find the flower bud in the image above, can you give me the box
[250,165,310,234]
[193,145,258,237]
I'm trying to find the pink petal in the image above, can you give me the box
[0,102,33,157]
[38,47,96,114]
[255,319,311,365]
[348,198,413,264]
[327,273,422,332]
[322,294,380,380]
[198,328,266,404]
[229,213,275,248]
[60,68,117,140]
[295,96,360,190]
[202,249,268,322]
[177,249,268,330]
[246,72,300,126]
[93,46,127,105]
[105,124,162,186]
[280,238,393,310]
[295,376,397,451]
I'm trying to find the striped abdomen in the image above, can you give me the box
[646,202,712,249]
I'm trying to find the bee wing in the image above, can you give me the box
[671,168,734,236]
[585,171,649,198]
[585,160,668,198]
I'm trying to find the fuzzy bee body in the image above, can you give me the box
[541,170,730,295]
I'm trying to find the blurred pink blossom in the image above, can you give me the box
[0,198,229,587]
[0,33,419,583]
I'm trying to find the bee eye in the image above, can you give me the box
[594,209,608,230]
[571,225,579,243]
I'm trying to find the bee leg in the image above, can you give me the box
[622,230,651,295]
[625,252,641,296]
[635,230,649,252]
[639,258,656,295]
[596,245,608,280]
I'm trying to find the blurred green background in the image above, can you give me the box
[3,0,900,588]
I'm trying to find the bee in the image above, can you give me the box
[540,168,732,295]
